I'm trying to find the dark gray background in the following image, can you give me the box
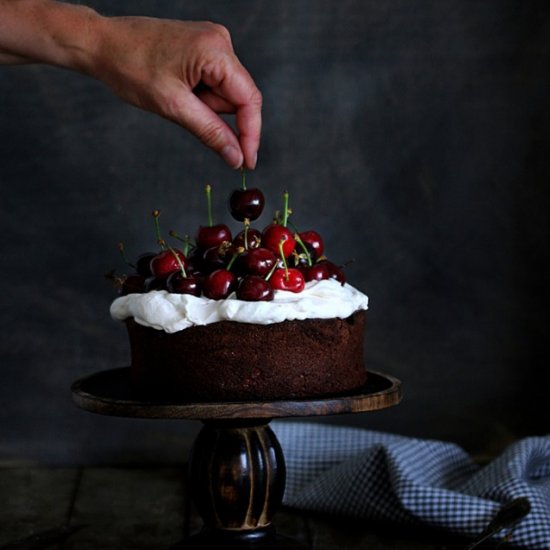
[1,0,549,465]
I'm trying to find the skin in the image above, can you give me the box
[0,0,262,169]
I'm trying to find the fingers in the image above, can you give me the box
[195,87,236,114]
[196,87,262,170]
[177,88,244,169]
[236,101,262,170]
[200,56,262,170]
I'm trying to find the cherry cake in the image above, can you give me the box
[109,174,369,402]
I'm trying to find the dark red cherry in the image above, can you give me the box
[240,247,277,277]
[166,271,201,296]
[196,224,232,251]
[120,273,146,295]
[202,269,238,300]
[144,276,167,291]
[186,247,205,274]
[233,227,262,250]
[236,275,274,301]
[303,262,330,282]
[262,224,296,257]
[150,249,186,278]
[135,252,156,277]
[304,261,346,284]
[202,245,229,273]
[299,230,324,260]
[327,262,346,284]
[270,268,305,293]
[229,188,265,221]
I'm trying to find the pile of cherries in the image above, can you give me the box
[112,173,346,302]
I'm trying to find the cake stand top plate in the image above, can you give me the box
[71,367,402,421]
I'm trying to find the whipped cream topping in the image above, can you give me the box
[110,279,369,334]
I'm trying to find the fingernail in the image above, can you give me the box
[221,145,243,169]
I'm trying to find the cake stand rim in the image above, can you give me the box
[71,367,402,420]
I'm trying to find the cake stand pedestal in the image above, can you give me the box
[71,368,401,549]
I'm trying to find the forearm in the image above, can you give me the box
[0,0,262,169]
[0,0,100,72]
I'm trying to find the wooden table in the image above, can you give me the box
[0,465,506,549]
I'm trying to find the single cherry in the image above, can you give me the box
[144,276,167,291]
[298,230,324,260]
[304,260,346,284]
[239,247,278,277]
[202,269,238,300]
[327,262,346,284]
[229,168,265,221]
[270,268,305,293]
[166,271,202,296]
[262,190,295,257]
[135,252,156,277]
[196,224,232,251]
[233,227,262,250]
[150,248,187,278]
[120,273,146,295]
[229,188,265,221]
[236,275,274,302]
[262,224,296,257]
[202,245,229,273]
[196,183,232,250]
[303,262,330,282]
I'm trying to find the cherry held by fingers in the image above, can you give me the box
[229,188,265,221]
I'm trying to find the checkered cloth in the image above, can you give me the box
[272,421,550,549]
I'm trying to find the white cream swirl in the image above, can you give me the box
[110,279,369,334]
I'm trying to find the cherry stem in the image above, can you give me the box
[226,248,242,271]
[161,238,187,278]
[294,232,313,267]
[279,238,289,280]
[205,184,213,227]
[264,261,279,282]
[182,235,191,257]
[241,166,247,190]
[282,191,290,227]
[243,218,250,249]
[287,220,313,266]
[117,242,136,268]
[169,230,193,256]
[152,210,166,250]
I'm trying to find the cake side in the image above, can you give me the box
[127,310,366,401]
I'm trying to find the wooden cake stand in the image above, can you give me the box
[71,368,402,549]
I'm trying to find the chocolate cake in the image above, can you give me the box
[125,309,366,402]
[109,179,370,403]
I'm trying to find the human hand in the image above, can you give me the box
[0,1,262,169]
[90,18,262,170]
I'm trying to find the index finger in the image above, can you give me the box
[202,56,262,169]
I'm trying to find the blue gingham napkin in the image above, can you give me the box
[272,421,550,549]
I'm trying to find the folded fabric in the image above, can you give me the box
[272,421,550,549]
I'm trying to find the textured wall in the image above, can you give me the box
[1,0,549,465]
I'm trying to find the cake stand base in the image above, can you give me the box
[71,368,401,549]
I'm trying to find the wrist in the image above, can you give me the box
[0,0,103,72]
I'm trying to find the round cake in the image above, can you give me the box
[108,178,369,402]
[110,280,369,401]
